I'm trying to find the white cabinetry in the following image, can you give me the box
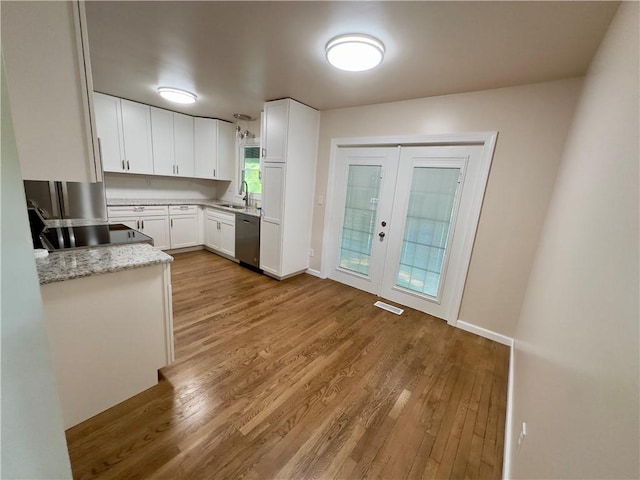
[2,1,101,182]
[94,93,125,173]
[263,101,288,163]
[120,100,154,174]
[169,205,199,249]
[260,99,319,279]
[151,109,194,178]
[96,94,154,174]
[173,113,195,177]
[107,205,170,250]
[150,107,175,176]
[40,263,173,428]
[205,208,235,257]
[194,118,235,180]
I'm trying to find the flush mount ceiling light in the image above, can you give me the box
[157,87,197,104]
[325,34,385,72]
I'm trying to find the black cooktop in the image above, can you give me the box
[38,224,153,251]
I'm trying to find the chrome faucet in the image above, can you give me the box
[241,180,250,207]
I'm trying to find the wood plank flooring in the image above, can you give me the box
[66,250,509,479]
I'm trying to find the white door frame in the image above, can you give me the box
[320,132,498,327]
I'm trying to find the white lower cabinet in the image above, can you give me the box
[169,205,199,249]
[260,220,281,276]
[108,205,170,250]
[108,204,241,255]
[205,208,235,257]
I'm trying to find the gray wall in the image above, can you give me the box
[508,3,639,478]
[1,57,72,478]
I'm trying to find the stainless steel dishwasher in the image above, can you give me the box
[235,212,261,270]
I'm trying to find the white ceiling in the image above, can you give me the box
[86,1,618,122]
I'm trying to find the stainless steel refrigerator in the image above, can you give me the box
[24,180,107,220]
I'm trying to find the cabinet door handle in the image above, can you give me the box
[141,220,144,229]
[127,160,130,171]
[97,138,103,165]
[177,164,179,175]
[171,218,174,228]
[213,168,216,178]
[122,159,126,171]
[173,165,175,174]
[136,220,139,229]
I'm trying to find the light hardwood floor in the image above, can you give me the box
[66,250,509,479]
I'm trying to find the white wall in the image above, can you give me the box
[1,57,72,478]
[508,3,639,478]
[104,172,218,200]
[312,78,583,337]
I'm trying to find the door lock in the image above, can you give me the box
[381,221,387,227]
[378,232,386,239]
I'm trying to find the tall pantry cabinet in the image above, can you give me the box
[260,99,319,279]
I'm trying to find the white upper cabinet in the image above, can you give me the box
[263,101,288,163]
[194,118,235,180]
[94,93,125,173]
[120,99,154,174]
[2,1,101,182]
[173,113,195,178]
[150,107,175,176]
[97,94,154,174]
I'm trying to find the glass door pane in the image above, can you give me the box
[338,165,382,276]
[396,167,460,297]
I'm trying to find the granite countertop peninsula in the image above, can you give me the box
[36,243,173,285]
[107,198,261,217]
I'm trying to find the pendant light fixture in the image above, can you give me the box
[157,87,197,104]
[234,113,254,140]
[325,34,385,72]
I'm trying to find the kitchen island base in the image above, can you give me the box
[40,263,174,429]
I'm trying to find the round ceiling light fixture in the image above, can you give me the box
[325,34,385,72]
[157,87,197,104]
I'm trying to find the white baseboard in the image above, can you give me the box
[455,320,514,346]
[305,268,325,278]
[502,341,515,479]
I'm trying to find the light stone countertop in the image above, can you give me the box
[106,198,261,217]
[44,218,109,228]
[36,243,173,285]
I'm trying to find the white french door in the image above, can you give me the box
[329,147,399,294]
[329,143,486,322]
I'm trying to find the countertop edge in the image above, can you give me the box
[106,198,261,217]
[37,243,174,285]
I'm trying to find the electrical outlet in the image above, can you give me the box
[309,249,314,257]
[517,421,527,453]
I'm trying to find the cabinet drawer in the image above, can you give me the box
[107,205,169,217]
[169,205,198,215]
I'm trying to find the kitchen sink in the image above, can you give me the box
[218,203,247,210]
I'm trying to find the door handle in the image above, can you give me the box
[378,232,386,239]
